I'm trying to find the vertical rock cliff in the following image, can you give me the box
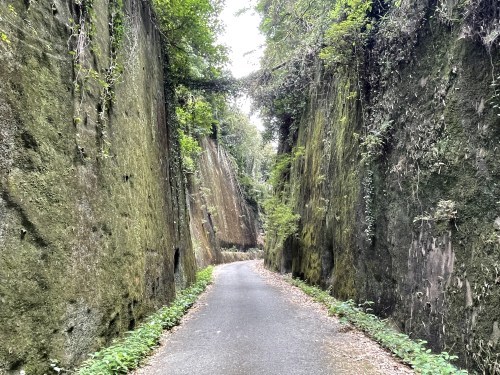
[0,0,195,372]
[188,137,261,267]
[265,0,499,371]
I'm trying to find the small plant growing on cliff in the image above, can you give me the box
[490,75,500,117]
[268,147,305,189]
[362,171,375,241]
[434,200,458,222]
[263,196,300,240]
[0,31,10,45]
[178,131,202,173]
[175,87,216,173]
[320,0,373,64]
[360,133,383,164]
[414,200,458,223]
[360,120,393,165]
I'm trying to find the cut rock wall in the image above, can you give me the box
[0,0,195,372]
[266,0,500,371]
[189,137,261,268]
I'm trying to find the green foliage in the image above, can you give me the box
[109,0,125,58]
[178,76,240,94]
[413,200,458,224]
[251,0,374,140]
[0,30,10,44]
[219,105,261,175]
[178,130,202,173]
[151,0,227,84]
[263,196,300,240]
[251,0,332,141]
[261,147,304,244]
[289,278,468,375]
[256,0,329,59]
[268,147,304,189]
[149,0,235,176]
[176,87,215,137]
[360,120,393,164]
[175,86,218,173]
[147,0,234,174]
[251,0,375,141]
[360,133,383,162]
[320,0,373,64]
[77,267,213,375]
[268,153,292,189]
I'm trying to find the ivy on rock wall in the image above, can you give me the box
[175,87,216,173]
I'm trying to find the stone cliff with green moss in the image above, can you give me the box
[188,137,261,267]
[0,0,197,372]
[257,0,500,372]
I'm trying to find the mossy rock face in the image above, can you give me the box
[0,0,195,373]
[188,138,261,268]
[266,2,500,372]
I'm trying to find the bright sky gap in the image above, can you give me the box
[218,0,265,130]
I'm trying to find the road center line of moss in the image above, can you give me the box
[287,277,468,375]
[77,266,214,375]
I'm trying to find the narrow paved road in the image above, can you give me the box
[137,261,412,375]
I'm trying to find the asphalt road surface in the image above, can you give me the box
[138,261,342,375]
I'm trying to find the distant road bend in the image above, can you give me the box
[136,261,413,375]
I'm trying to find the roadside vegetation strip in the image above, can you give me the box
[288,278,467,375]
[77,267,214,375]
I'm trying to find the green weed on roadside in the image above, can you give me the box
[77,267,213,375]
[289,278,467,375]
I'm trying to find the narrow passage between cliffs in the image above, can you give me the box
[134,261,413,375]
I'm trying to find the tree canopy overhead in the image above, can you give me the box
[248,0,329,142]
[152,0,229,86]
[249,0,373,142]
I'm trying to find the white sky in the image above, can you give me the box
[219,1,264,78]
[218,0,265,130]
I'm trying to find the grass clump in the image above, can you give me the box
[289,278,467,375]
[77,267,214,375]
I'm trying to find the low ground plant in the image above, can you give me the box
[77,267,213,375]
[288,278,468,375]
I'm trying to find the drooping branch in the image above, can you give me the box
[175,76,241,94]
